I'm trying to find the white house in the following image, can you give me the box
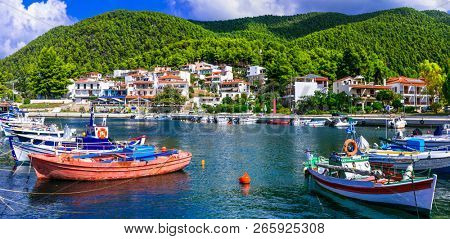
[113,70,131,78]
[156,74,190,97]
[333,75,390,110]
[387,76,432,109]
[246,66,267,87]
[219,79,250,100]
[192,96,221,108]
[291,74,329,101]
[73,78,114,103]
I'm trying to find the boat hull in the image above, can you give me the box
[307,168,437,213]
[368,150,450,173]
[30,151,192,181]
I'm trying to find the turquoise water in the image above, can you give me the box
[0,119,448,219]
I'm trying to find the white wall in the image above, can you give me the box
[294,82,318,101]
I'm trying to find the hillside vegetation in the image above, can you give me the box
[0,7,448,96]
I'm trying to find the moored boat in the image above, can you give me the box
[306,119,327,127]
[267,119,291,125]
[30,146,192,181]
[304,151,437,215]
[388,117,407,129]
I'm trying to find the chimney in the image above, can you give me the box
[383,78,386,86]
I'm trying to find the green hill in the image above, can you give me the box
[0,7,448,95]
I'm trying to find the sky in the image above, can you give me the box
[0,0,449,59]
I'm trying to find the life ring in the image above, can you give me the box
[97,128,107,139]
[343,139,358,156]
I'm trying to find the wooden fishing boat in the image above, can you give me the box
[29,146,192,181]
[267,119,291,125]
[304,151,437,215]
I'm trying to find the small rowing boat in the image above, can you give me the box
[30,146,192,181]
[304,152,437,215]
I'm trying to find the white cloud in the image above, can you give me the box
[169,0,449,20]
[170,0,301,20]
[0,0,74,58]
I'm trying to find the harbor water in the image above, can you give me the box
[0,119,449,219]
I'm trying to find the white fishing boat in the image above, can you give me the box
[292,118,310,126]
[332,118,358,128]
[239,117,258,125]
[393,124,450,149]
[306,119,326,127]
[305,150,437,215]
[389,117,407,129]
[3,124,66,137]
[215,116,229,125]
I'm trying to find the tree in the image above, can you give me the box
[376,90,395,106]
[443,77,450,106]
[418,60,444,101]
[154,86,187,106]
[0,83,13,100]
[30,47,73,98]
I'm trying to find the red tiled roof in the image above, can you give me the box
[75,78,98,83]
[133,81,154,85]
[126,95,155,99]
[387,76,426,87]
[158,80,187,84]
[220,80,247,85]
[351,85,390,90]
[159,75,182,80]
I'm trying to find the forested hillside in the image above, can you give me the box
[0,7,448,96]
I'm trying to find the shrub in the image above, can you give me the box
[405,106,416,113]
[23,98,31,104]
[364,106,373,113]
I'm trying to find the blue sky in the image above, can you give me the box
[1,0,448,58]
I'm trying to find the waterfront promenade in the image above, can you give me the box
[28,112,449,127]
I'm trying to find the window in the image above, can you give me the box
[77,84,80,89]
[83,84,86,89]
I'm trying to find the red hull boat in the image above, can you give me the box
[267,119,291,125]
[29,151,192,181]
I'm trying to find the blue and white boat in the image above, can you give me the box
[392,124,450,150]
[9,108,145,162]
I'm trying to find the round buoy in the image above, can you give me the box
[161,147,167,152]
[239,172,251,184]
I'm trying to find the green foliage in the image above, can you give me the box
[20,103,63,109]
[404,106,416,113]
[0,83,13,100]
[0,8,448,97]
[29,47,73,98]
[23,98,31,104]
[430,102,444,113]
[296,92,353,114]
[372,102,383,111]
[419,60,445,99]
[443,77,450,106]
[154,86,187,106]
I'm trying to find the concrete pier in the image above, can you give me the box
[28,112,449,127]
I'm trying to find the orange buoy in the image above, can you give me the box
[201,160,205,168]
[161,147,167,152]
[239,172,251,184]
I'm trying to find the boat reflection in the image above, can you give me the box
[30,171,191,205]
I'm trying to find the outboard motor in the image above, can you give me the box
[434,125,444,136]
[412,128,422,136]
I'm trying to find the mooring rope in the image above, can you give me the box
[0,178,135,195]
[0,195,87,214]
